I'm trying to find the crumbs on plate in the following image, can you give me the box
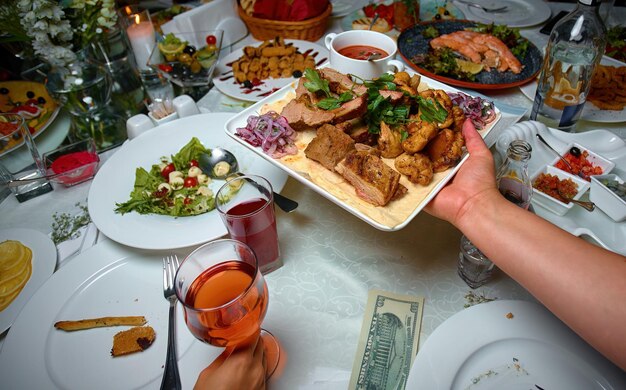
[506,312,514,319]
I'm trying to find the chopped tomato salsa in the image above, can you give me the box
[554,150,603,180]
[533,173,578,204]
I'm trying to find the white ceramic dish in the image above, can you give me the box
[458,0,551,27]
[496,120,626,255]
[224,71,501,231]
[590,174,626,222]
[0,240,220,389]
[519,55,626,123]
[0,228,56,334]
[213,40,329,102]
[547,141,615,179]
[88,113,287,250]
[406,300,625,389]
[531,164,590,216]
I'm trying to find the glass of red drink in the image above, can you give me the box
[175,239,280,376]
[215,174,282,274]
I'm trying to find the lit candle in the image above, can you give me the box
[126,14,158,71]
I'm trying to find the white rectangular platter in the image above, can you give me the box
[224,70,501,231]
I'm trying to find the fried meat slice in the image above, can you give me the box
[304,124,355,171]
[335,150,403,206]
[425,129,465,173]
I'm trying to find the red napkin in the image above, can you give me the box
[253,0,328,21]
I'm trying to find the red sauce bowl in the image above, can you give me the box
[43,138,100,186]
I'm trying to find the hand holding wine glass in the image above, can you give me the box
[175,239,280,379]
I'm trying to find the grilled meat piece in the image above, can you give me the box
[318,67,368,96]
[424,128,465,173]
[331,95,368,123]
[402,119,439,153]
[378,121,404,158]
[395,152,434,185]
[304,124,356,171]
[335,150,403,206]
[280,96,335,130]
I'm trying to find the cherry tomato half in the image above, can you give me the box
[189,159,199,167]
[206,35,217,45]
[161,163,175,179]
[158,64,173,73]
[184,197,193,205]
[183,176,198,188]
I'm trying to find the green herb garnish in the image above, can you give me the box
[303,68,331,97]
[422,25,440,39]
[317,92,354,110]
[416,96,449,123]
[51,203,91,244]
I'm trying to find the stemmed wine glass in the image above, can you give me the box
[174,239,280,377]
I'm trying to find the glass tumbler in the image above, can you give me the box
[216,175,282,274]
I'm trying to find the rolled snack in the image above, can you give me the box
[54,316,147,331]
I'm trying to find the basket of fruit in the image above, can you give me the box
[148,30,223,92]
[237,0,331,42]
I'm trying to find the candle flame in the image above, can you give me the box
[124,6,131,15]
[134,14,140,24]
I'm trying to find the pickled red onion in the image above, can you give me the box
[447,92,496,130]
[235,111,298,158]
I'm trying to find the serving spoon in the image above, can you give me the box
[199,148,298,213]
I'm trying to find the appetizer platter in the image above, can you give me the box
[0,81,60,157]
[225,67,501,231]
[519,55,626,123]
[213,38,329,102]
[341,0,464,37]
[397,20,543,90]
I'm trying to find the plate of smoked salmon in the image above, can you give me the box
[397,20,543,90]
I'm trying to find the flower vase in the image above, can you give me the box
[84,28,148,119]
[45,60,127,152]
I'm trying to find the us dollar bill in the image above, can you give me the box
[349,289,425,390]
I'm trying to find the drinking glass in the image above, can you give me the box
[175,239,280,377]
[0,113,52,202]
[216,175,283,274]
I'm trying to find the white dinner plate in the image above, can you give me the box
[459,0,551,28]
[224,70,501,232]
[519,56,626,123]
[495,120,626,256]
[0,240,219,389]
[0,228,56,334]
[407,300,626,389]
[88,113,287,250]
[213,40,329,102]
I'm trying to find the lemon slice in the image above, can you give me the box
[158,42,186,56]
[456,59,484,75]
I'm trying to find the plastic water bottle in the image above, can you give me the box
[457,140,533,288]
[530,0,607,132]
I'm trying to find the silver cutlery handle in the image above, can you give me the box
[160,300,181,390]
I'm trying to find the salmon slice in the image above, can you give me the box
[429,30,523,74]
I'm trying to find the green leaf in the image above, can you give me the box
[171,137,209,170]
[317,91,354,110]
[416,96,449,123]
[303,68,331,98]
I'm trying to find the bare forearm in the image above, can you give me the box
[457,191,626,370]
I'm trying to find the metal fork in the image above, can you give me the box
[161,255,181,390]
[455,0,508,13]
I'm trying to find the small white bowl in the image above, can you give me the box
[549,142,615,180]
[590,174,626,222]
[531,165,590,216]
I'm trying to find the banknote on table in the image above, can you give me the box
[349,289,425,390]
